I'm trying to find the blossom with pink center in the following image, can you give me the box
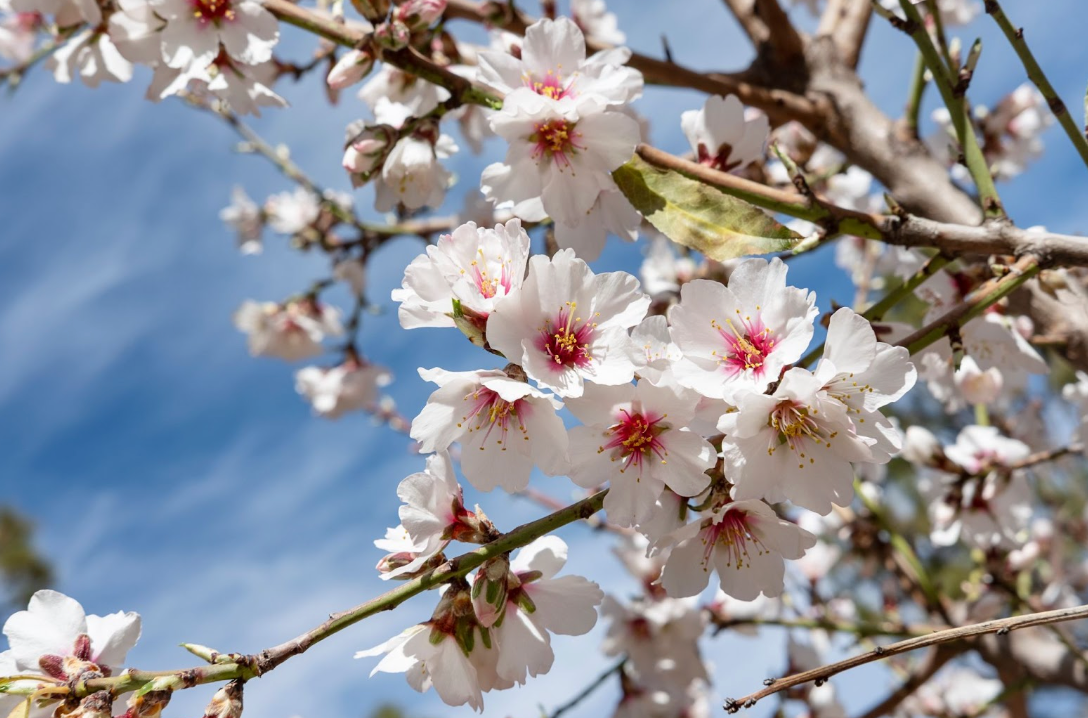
[477,16,641,108]
[0,10,40,63]
[487,248,650,398]
[295,359,391,419]
[391,219,530,330]
[656,500,817,600]
[681,94,769,173]
[719,368,880,514]
[600,594,708,693]
[232,299,342,361]
[3,590,141,680]
[668,257,817,402]
[481,90,640,228]
[151,0,278,71]
[566,380,714,527]
[410,367,570,492]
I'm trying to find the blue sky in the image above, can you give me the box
[2,1,1087,716]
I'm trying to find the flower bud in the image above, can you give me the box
[954,356,1003,406]
[343,125,396,186]
[394,0,445,29]
[326,48,375,90]
[470,555,510,628]
[350,0,391,21]
[373,19,411,50]
[202,680,244,718]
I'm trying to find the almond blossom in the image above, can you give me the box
[481,90,640,228]
[668,257,817,402]
[232,299,342,361]
[486,248,650,398]
[681,94,769,172]
[391,218,530,330]
[656,500,817,600]
[476,16,640,109]
[626,315,683,386]
[566,380,715,527]
[374,115,458,212]
[356,587,495,710]
[483,536,604,685]
[263,188,320,235]
[0,9,38,63]
[410,367,570,492]
[921,425,1032,549]
[719,367,879,514]
[219,186,263,254]
[151,55,286,117]
[48,30,132,87]
[295,360,391,419]
[570,0,625,45]
[151,0,278,71]
[601,595,708,691]
[3,590,141,679]
[813,307,917,462]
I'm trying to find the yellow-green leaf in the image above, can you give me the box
[613,155,801,259]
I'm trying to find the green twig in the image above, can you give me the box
[985,0,1088,174]
[905,52,928,138]
[888,0,1005,219]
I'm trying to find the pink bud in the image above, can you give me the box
[394,0,446,29]
[326,49,375,90]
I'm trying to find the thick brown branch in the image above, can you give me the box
[724,603,1088,712]
[817,0,873,68]
[753,0,806,65]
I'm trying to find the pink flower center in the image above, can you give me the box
[524,70,573,100]
[467,257,511,300]
[537,302,595,370]
[712,313,777,377]
[695,142,742,173]
[531,119,584,168]
[191,0,235,25]
[599,409,669,474]
[459,386,529,449]
[702,511,765,570]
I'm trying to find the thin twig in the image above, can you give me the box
[724,602,1088,712]
[549,659,626,718]
[985,0,1088,174]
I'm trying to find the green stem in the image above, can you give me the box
[893,0,1005,219]
[797,253,952,369]
[985,0,1088,174]
[47,492,608,699]
[905,52,928,138]
[897,256,1041,356]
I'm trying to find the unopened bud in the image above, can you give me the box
[393,0,446,29]
[350,0,390,21]
[343,125,396,184]
[202,680,244,718]
[327,48,375,89]
[373,19,411,50]
[471,555,510,628]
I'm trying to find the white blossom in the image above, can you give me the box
[48,30,132,87]
[668,257,817,402]
[681,94,769,172]
[232,299,342,361]
[151,0,278,71]
[264,188,320,234]
[391,218,530,329]
[3,590,141,678]
[570,0,625,45]
[486,248,650,398]
[295,360,391,419]
[411,367,570,492]
[375,124,458,212]
[219,186,263,254]
[566,380,715,527]
[656,500,816,600]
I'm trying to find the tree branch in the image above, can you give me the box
[817,0,873,69]
[634,145,1088,267]
[853,645,960,718]
[721,0,770,45]
[0,492,609,701]
[724,602,1088,712]
[753,0,806,66]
